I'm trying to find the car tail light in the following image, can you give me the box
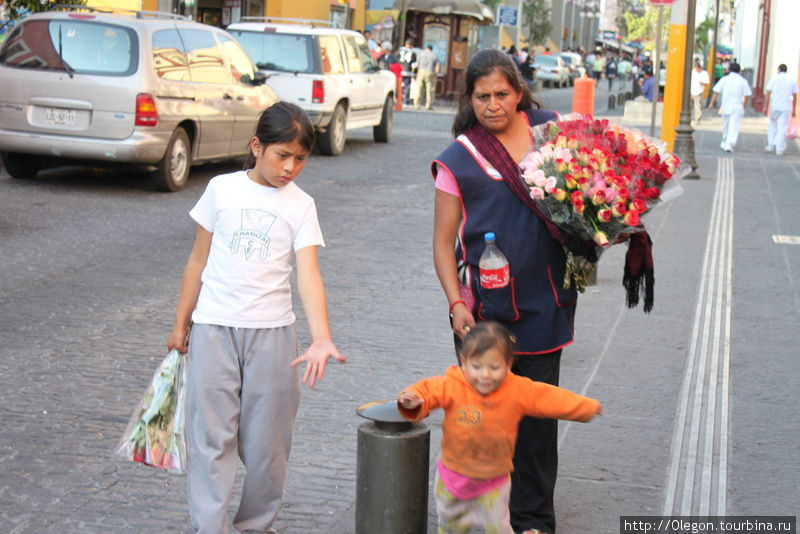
[135,93,158,127]
[312,80,324,104]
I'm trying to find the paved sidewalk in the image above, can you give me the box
[1,105,797,534]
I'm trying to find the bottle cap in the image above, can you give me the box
[484,232,496,242]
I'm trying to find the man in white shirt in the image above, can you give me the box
[708,63,752,152]
[764,63,798,156]
[690,60,710,124]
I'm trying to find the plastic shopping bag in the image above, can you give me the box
[116,349,188,474]
[787,119,797,140]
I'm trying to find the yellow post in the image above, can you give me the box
[706,45,715,98]
[661,0,687,151]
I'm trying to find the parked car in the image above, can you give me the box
[533,55,569,88]
[226,20,396,156]
[560,52,586,85]
[0,7,279,191]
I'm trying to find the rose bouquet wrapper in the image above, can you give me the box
[521,114,690,295]
[115,349,187,474]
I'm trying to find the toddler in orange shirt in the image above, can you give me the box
[398,321,602,534]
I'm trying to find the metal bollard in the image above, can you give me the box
[355,400,430,534]
[608,94,616,109]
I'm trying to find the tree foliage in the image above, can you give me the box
[615,0,647,40]
[2,0,87,22]
[694,16,715,55]
[522,0,552,46]
[623,4,671,50]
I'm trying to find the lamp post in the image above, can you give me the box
[672,0,699,179]
[579,1,598,53]
[570,0,580,49]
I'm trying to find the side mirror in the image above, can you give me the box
[249,71,270,86]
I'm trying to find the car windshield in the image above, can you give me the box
[536,56,559,66]
[0,19,136,76]
[229,30,315,73]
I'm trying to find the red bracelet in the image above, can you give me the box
[449,300,467,313]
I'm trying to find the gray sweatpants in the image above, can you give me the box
[186,323,301,534]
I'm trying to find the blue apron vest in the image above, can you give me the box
[433,109,577,354]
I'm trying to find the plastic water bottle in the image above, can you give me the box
[479,232,509,289]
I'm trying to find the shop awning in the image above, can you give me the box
[393,0,494,22]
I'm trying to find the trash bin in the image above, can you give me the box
[355,400,430,534]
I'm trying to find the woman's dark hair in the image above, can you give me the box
[244,101,315,169]
[459,321,517,365]
[452,49,541,137]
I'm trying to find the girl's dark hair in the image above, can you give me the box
[244,101,315,169]
[459,321,517,364]
[452,49,542,137]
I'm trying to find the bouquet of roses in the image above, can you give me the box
[520,114,686,304]
[116,349,187,474]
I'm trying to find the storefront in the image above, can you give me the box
[395,0,493,100]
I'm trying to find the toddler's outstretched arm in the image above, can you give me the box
[398,389,423,410]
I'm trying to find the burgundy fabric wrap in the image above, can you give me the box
[623,232,654,313]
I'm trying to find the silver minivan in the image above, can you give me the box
[0,8,279,191]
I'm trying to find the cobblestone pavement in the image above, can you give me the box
[1,96,798,534]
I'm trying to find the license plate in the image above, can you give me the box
[45,107,77,127]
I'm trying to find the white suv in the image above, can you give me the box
[226,20,396,155]
[0,8,279,191]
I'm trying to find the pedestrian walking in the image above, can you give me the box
[605,56,617,91]
[690,60,710,124]
[397,322,602,534]
[591,52,605,82]
[431,48,587,534]
[708,62,752,152]
[167,102,346,534]
[763,63,798,156]
[618,55,632,90]
[398,38,418,105]
[416,44,440,110]
[377,41,398,70]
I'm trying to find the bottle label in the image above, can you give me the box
[480,265,510,289]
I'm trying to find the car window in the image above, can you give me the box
[341,35,362,73]
[229,30,314,73]
[536,56,558,66]
[355,36,377,72]
[318,35,344,75]
[0,19,136,76]
[560,56,573,65]
[179,28,232,84]
[217,33,256,83]
[152,29,190,81]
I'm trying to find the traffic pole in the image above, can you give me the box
[660,0,686,151]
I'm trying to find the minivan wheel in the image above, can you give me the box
[373,95,393,143]
[153,127,191,192]
[317,104,346,156]
[1,152,41,179]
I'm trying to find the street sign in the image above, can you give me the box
[497,5,519,27]
[648,0,676,4]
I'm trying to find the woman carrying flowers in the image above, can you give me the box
[431,49,578,534]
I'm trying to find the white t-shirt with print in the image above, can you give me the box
[190,170,324,329]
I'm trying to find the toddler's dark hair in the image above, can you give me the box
[244,101,315,169]
[459,321,517,364]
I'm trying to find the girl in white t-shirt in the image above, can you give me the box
[167,102,345,534]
